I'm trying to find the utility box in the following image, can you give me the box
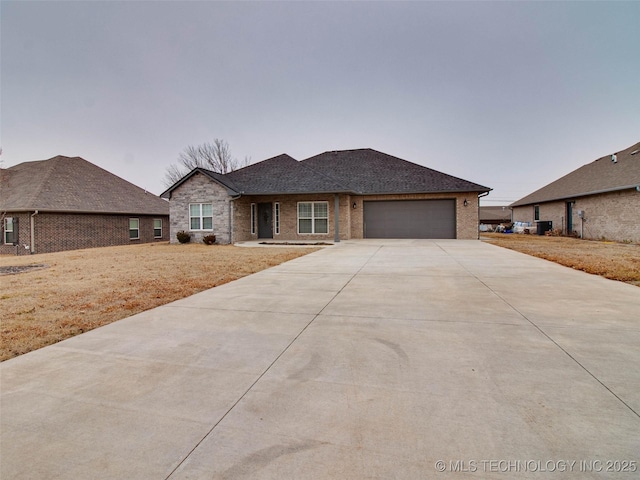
[537,220,553,235]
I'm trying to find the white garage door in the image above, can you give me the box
[363,200,456,239]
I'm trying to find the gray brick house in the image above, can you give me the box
[0,156,169,255]
[511,141,640,242]
[161,148,491,243]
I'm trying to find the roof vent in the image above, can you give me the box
[611,154,617,163]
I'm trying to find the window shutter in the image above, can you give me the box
[11,218,19,245]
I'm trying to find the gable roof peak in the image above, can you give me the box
[223,152,350,195]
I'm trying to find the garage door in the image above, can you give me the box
[363,199,456,239]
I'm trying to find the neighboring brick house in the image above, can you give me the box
[511,141,640,242]
[161,148,491,243]
[0,156,169,255]
[479,206,512,231]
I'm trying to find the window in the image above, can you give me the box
[190,203,213,231]
[274,203,280,235]
[534,205,540,221]
[129,218,140,240]
[298,202,328,234]
[250,203,257,235]
[153,219,162,238]
[4,217,16,244]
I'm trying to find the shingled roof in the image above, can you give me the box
[0,156,169,215]
[162,148,490,197]
[224,154,351,194]
[302,149,490,194]
[511,142,640,207]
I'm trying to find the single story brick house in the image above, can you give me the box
[161,148,491,243]
[0,155,169,255]
[479,206,512,231]
[511,141,640,242]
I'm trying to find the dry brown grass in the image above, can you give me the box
[0,243,318,361]
[482,233,640,286]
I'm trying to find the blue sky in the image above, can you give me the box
[2,1,639,203]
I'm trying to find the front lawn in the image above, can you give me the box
[0,243,318,361]
[482,233,640,286]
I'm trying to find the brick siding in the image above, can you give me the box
[231,192,480,242]
[511,189,640,242]
[232,194,350,243]
[348,192,480,240]
[168,171,482,243]
[0,212,169,256]
[168,172,232,244]
[0,213,31,255]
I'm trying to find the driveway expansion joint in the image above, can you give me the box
[164,245,383,479]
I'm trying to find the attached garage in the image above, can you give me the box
[363,199,456,239]
[164,148,490,242]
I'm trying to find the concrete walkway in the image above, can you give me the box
[1,240,639,479]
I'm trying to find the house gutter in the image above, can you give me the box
[476,192,490,240]
[30,210,39,254]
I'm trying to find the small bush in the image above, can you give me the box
[176,231,191,244]
[202,234,217,245]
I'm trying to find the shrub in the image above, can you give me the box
[176,231,191,244]
[202,234,217,245]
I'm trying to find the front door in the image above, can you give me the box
[258,203,273,238]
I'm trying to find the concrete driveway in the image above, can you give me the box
[1,240,639,479]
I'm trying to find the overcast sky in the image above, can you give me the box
[2,1,639,204]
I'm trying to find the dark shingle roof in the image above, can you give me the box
[511,142,640,207]
[0,156,169,215]
[224,154,351,194]
[163,148,490,197]
[302,149,491,194]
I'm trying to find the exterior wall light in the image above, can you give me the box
[352,202,357,209]
[463,199,468,207]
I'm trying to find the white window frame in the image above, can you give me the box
[4,217,14,244]
[189,203,214,231]
[274,202,280,235]
[129,218,140,240]
[250,203,257,235]
[153,218,162,238]
[297,201,329,234]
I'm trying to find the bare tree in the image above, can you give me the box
[163,139,250,187]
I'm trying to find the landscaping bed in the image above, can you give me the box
[0,243,318,361]
[482,233,640,286]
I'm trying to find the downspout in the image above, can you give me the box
[30,210,39,254]
[477,192,490,239]
[334,194,340,243]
